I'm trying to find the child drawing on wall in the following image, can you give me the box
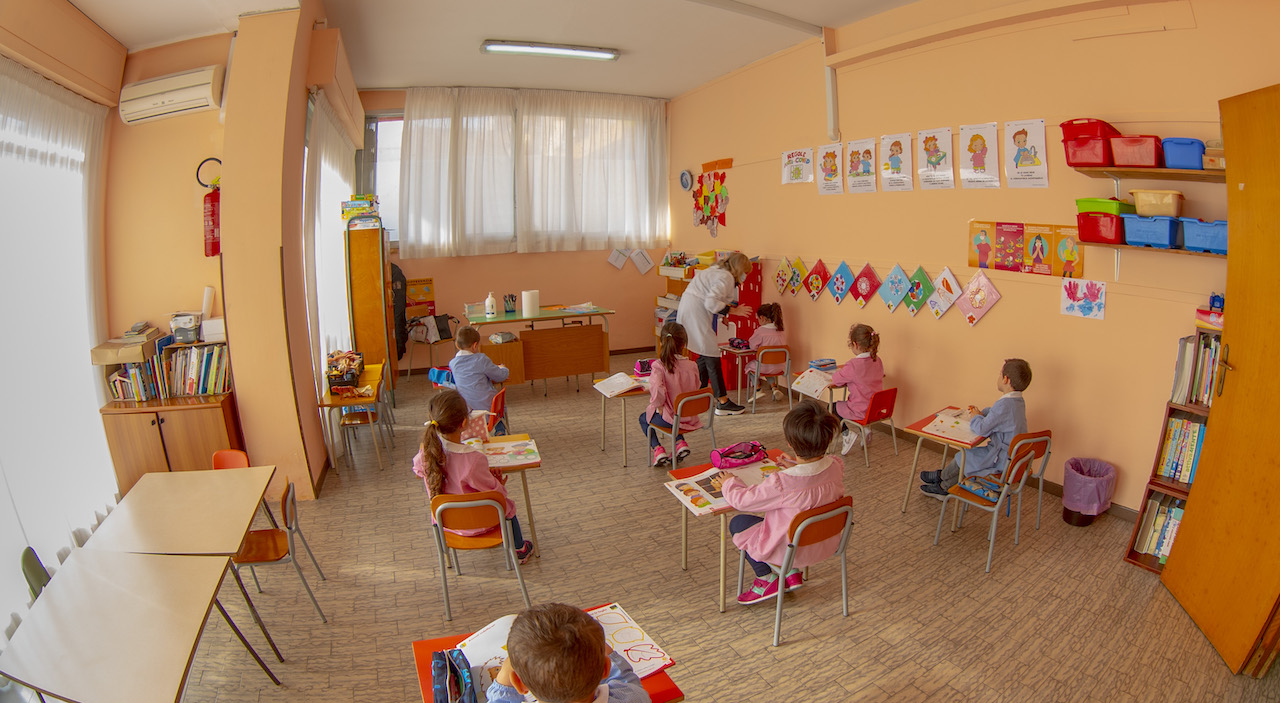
[923,135,947,170]
[1012,129,1041,168]
[968,134,988,173]
[861,149,873,175]
[973,229,992,269]
[885,141,903,174]
[821,150,839,182]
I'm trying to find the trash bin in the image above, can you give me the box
[1061,457,1116,527]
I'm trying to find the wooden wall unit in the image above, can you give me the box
[346,218,397,390]
[522,325,609,380]
[100,394,244,494]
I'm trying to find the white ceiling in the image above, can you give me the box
[71,0,919,99]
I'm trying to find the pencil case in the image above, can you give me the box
[634,358,656,376]
[711,441,767,469]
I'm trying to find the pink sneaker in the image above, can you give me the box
[652,446,671,467]
[674,439,691,461]
[783,569,803,591]
[737,575,780,605]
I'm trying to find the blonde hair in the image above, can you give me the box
[419,389,469,496]
[716,252,751,282]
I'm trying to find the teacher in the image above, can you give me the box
[677,252,753,416]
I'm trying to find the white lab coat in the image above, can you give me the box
[676,266,739,357]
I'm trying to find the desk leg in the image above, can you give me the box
[520,471,539,558]
[230,567,283,662]
[600,393,606,451]
[903,437,926,513]
[621,397,629,468]
[214,598,281,685]
[719,513,727,614]
[321,406,342,474]
[953,452,967,533]
[680,508,687,571]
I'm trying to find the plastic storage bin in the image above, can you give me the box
[1060,118,1120,141]
[1120,214,1181,249]
[1163,138,1206,170]
[1076,198,1135,215]
[1062,137,1113,167]
[1129,189,1184,217]
[1110,135,1163,167]
[1180,218,1228,254]
[1077,212,1124,245]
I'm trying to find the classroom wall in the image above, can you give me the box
[668,0,1279,510]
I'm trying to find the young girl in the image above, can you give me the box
[711,401,845,604]
[639,321,702,467]
[830,323,885,455]
[412,388,532,562]
[745,303,787,402]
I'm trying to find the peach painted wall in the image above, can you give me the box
[669,0,1280,510]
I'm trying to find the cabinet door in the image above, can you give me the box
[158,408,232,471]
[102,412,168,495]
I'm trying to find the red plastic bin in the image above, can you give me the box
[1110,135,1163,167]
[1062,137,1113,167]
[1077,212,1124,245]
[1060,118,1120,141]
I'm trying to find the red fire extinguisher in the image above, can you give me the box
[198,157,221,257]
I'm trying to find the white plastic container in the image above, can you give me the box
[485,291,498,318]
[1129,189,1184,218]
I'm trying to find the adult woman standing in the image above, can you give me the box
[676,252,753,415]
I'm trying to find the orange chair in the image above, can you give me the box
[431,490,531,621]
[648,388,716,464]
[340,404,388,471]
[212,449,278,528]
[838,387,900,467]
[232,481,327,622]
[748,345,793,414]
[487,387,509,436]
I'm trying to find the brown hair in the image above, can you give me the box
[658,321,687,373]
[848,323,879,361]
[1003,358,1032,391]
[757,302,784,332]
[716,252,751,282]
[784,400,841,459]
[456,326,481,350]
[419,389,469,496]
[507,603,608,703]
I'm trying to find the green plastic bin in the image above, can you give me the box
[1075,198,1136,215]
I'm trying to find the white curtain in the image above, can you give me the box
[302,90,356,398]
[399,87,667,258]
[0,56,112,628]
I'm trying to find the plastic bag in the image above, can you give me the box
[1062,457,1116,515]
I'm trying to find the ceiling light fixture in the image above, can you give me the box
[480,40,620,61]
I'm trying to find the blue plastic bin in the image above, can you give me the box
[1120,214,1181,249]
[1162,138,1206,170]
[1180,218,1228,254]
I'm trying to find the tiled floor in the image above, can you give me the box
[183,353,1280,702]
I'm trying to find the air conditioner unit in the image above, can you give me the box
[118,65,224,125]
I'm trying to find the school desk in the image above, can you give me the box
[317,362,388,470]
[901,407,988,514]
[718,343,755,404]
[484,433,542,558]
[594,376,649,467]
[466,306,616,385]
[669,449,784,613]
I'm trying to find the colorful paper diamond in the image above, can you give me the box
[804,259,831,301]
[826,261,855,304]
[789,257,808,297]
[904,266,935,316]
[774,259,793,295]
[878,264,909,312]
[926,266,961,319]
[851,264,881,308]
[954,271,1002,327]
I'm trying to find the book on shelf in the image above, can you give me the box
[1135,494,1185,557]
[1155,417,1205,485]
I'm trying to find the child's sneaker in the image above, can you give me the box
[919,470,942,484]
[751,387,769,401]
[783,569,803,591]
[515,540,534,564]
[840,428,859,456]
[737,574,779,605]
[652,446,671,467]
[772,387,784,402]
[674,439,691,461]
[919,483,948,498]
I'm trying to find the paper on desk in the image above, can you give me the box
[481,439,540,467]
[665,459,781,517]
[790,368,832,399]
[595,372,646,398]
[923,409,980,443]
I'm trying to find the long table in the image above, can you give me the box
[466,306,614,385]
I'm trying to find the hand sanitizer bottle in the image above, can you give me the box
[485,291,498,318]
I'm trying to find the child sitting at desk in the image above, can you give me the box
[745,302,787,402]
[712,401,845,605]
[640,321,702,468]
[830,323,884,455]
[919,358,1031,497]
[412,389,532,563]
[489,603,647,703]
[449,326,508,413]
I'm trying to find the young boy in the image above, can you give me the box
[919,358,1031,496]
[448,326,508,413]
[488,603,648,703]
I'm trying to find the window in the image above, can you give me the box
[374,118,401,240]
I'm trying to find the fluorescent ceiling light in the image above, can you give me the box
[481,40,619,61]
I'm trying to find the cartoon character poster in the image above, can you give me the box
[1004,119,1048,188]
[845,138,876,194]
[1061,279,1106,320]
[954,271,1002,327]
[959,123,1000,189]
[904,266,935,316]
[878,264,909,312]
[789,257,808,297]
[781,148,814,184]
[880,133,913,192]
[968,220,995,269]
[851,264,881,307]
[916,127,955,190]
[692,171,728,237]
[927,267,962,319]
[816,143,844,195]
[826,260,855,304]
[804,259,831,301]
[993,222,1025,272]
[1053,224,1084,278]
[1022,224,1053,275]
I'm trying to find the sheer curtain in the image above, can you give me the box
[302,90,356,398]
[0,56,112,625]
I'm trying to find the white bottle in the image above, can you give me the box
[485,291,498,318]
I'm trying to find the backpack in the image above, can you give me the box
[711,441,767,469]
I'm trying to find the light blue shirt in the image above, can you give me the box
[485,652,650,703]
[962,392,1027,478]
[448,350,509,412]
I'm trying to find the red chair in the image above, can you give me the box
[838,387,899,467]
[487,387,509,435]
[213,449,278,528]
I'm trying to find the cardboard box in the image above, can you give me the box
[201,317,226,343]
[1203,148,1226,170]
[90,326,162,365]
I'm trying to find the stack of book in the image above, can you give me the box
[168,344,231,397]
[1156,417,1206,484]
[341,193,378,220]
[106,357,165,402]
[1170,333,1222,407]
[1134,494,1186,565]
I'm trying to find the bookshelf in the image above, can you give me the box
[654,265,691,353]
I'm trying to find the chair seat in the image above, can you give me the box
[234,529,290,564]
[341,410,379,426]
[948,485,999,509]
[439,526,504,551]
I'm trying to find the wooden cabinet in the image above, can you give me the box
[100,394,244,494]
[346,216,397,391]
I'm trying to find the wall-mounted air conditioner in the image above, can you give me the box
[118,65,224,125]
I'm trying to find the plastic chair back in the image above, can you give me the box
[21,547,50,600]
[757,345,790,375]
[862,387,898,424]
[788,496,854,547]
[487,388,507,433]
[1005,431,1052,486]
[212,449,250,470]
[431,491,505,534]
[281,482,297,530]
[673,388,713,420]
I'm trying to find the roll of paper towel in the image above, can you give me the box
[201,286,215,320]
[521,290,540,317]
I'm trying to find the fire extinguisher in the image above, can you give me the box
[197,157,221,257]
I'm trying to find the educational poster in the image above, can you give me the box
[959,122,1000,189]
[629,248,654,275]
[1053,224,1084,278]
[781,148,814,184]
[880,133,914,192]
[405,277,436,315]
[774,258,793,295]
[993,222,1025,272]
[904,266,935,316]
[1005,119,1048,188]
[845,138,876,194]
[607,249,630,270]
[789,257,808,297]
[1062,279,1106,320]
[954,271,1002,327]
[692,171,729,237]
[1022,224,1053,275]
[803,259,831,301]
[917,127,955,190]
[927,267,962,319]
[968,220,995,269]
[878,264,909,312]
[816,143,844,195]
[851,264,882,308]
[827,260,854,304]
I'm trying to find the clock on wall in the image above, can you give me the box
[679,169,694,191]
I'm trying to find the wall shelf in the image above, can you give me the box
[1075,167,1226,184]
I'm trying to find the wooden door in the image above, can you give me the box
[101,412,167,495]
[1161,83,1280,675]
[158,407,232,472]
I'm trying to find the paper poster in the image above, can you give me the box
[405,277,437,315]
[845,138,876,194]
[927,267,962,319]
[774,258,793,294]
[782,148,814,184]
[851,264,882,307]
[959,123,1000,189]
[789,257,808,296]
[880,133,913,192]
[804,259,831,301]
[1062,279,1106,320]
[878,264,909,312]
[816,143,844,195]
[955,271,1002,327]
[969,220,995,269]
[993,222,1025,272]
[904,266,935,316]
[693,171,729,237]
[1022,224,1053,275]
[917,127,955,190]
[827,261,854,304]
[629,248,654,275]
[608,249,630,270]
[1005,119,1048,188]
[1054,224,1084,278]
